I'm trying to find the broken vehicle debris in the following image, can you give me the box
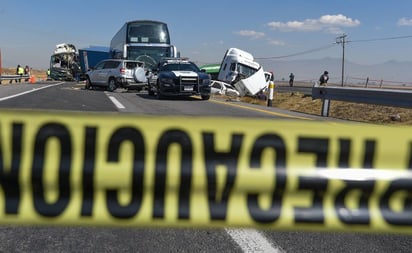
[201,48,272,97]
[49,43,81,81]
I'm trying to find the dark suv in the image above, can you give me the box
[149,59,211,100]
[85,59,147,92]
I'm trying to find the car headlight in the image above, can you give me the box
[160,77,174,84]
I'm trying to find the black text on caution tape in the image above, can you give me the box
[0,113,411,232]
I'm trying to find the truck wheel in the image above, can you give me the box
[107,78,117,92]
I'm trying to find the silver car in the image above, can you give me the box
[210,80,240,97]
[85,59,147,92]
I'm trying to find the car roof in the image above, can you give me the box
[102,59,141,63]
[163,60,191,64]
[160,57,193,64]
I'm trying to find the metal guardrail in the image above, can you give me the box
[312,85,412,117]
[0,75,30,84]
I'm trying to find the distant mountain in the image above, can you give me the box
[260,58,412,84]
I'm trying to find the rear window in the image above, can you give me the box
[124,61,143,69]
[104,61,120,69]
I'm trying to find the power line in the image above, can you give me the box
[255,44,336,60]
[255,34,412,61]
[348,35,412,43]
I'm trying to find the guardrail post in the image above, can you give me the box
[312,85,412,117]
[267,81,275,107]
[321,99,330,117]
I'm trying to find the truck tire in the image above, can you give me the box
[107,78,117,92]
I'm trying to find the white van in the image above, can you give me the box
[217,48,267,96]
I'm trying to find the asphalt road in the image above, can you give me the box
[0,81,411,253]
[0,81,318,118]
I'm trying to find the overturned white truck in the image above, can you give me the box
[217,48,272,96]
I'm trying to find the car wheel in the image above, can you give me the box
[85,77,92,90]
[107,78,117,92]
[201,95,210,100]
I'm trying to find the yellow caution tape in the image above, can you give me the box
[0,109,412,233]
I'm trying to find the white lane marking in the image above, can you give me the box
[107,94,126,109]
[0,82,65,101]
[225,228,284,253]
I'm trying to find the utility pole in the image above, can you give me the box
[336,34,347,87]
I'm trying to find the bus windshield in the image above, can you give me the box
[127,46,172,70]
[127,22,170,44]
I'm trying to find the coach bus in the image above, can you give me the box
[110,20,178,71]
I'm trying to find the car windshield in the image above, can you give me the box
[160,63,199,72]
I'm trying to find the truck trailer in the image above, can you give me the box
[78,46,111,79]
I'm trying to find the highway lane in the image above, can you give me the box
[0,81,411,252]
[0,81,320,120]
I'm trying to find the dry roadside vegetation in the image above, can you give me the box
[1,68,48,80]
[241,92,412,125]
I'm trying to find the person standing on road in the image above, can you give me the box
[289,73,295,87]
[24,65,30,81]
[319,71,329,86]
[15,65,20,83]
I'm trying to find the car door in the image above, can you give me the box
[101,61,120,86]
[89,61,106,85]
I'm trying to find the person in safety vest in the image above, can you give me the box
[17,65,24,83]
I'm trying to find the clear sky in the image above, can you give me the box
[1,0,412,69]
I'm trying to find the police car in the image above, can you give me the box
[149,58,211,100]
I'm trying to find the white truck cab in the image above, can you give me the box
[217,48,268,96]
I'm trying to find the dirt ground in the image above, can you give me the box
[241,92,412,125]
[1,68,48,81]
